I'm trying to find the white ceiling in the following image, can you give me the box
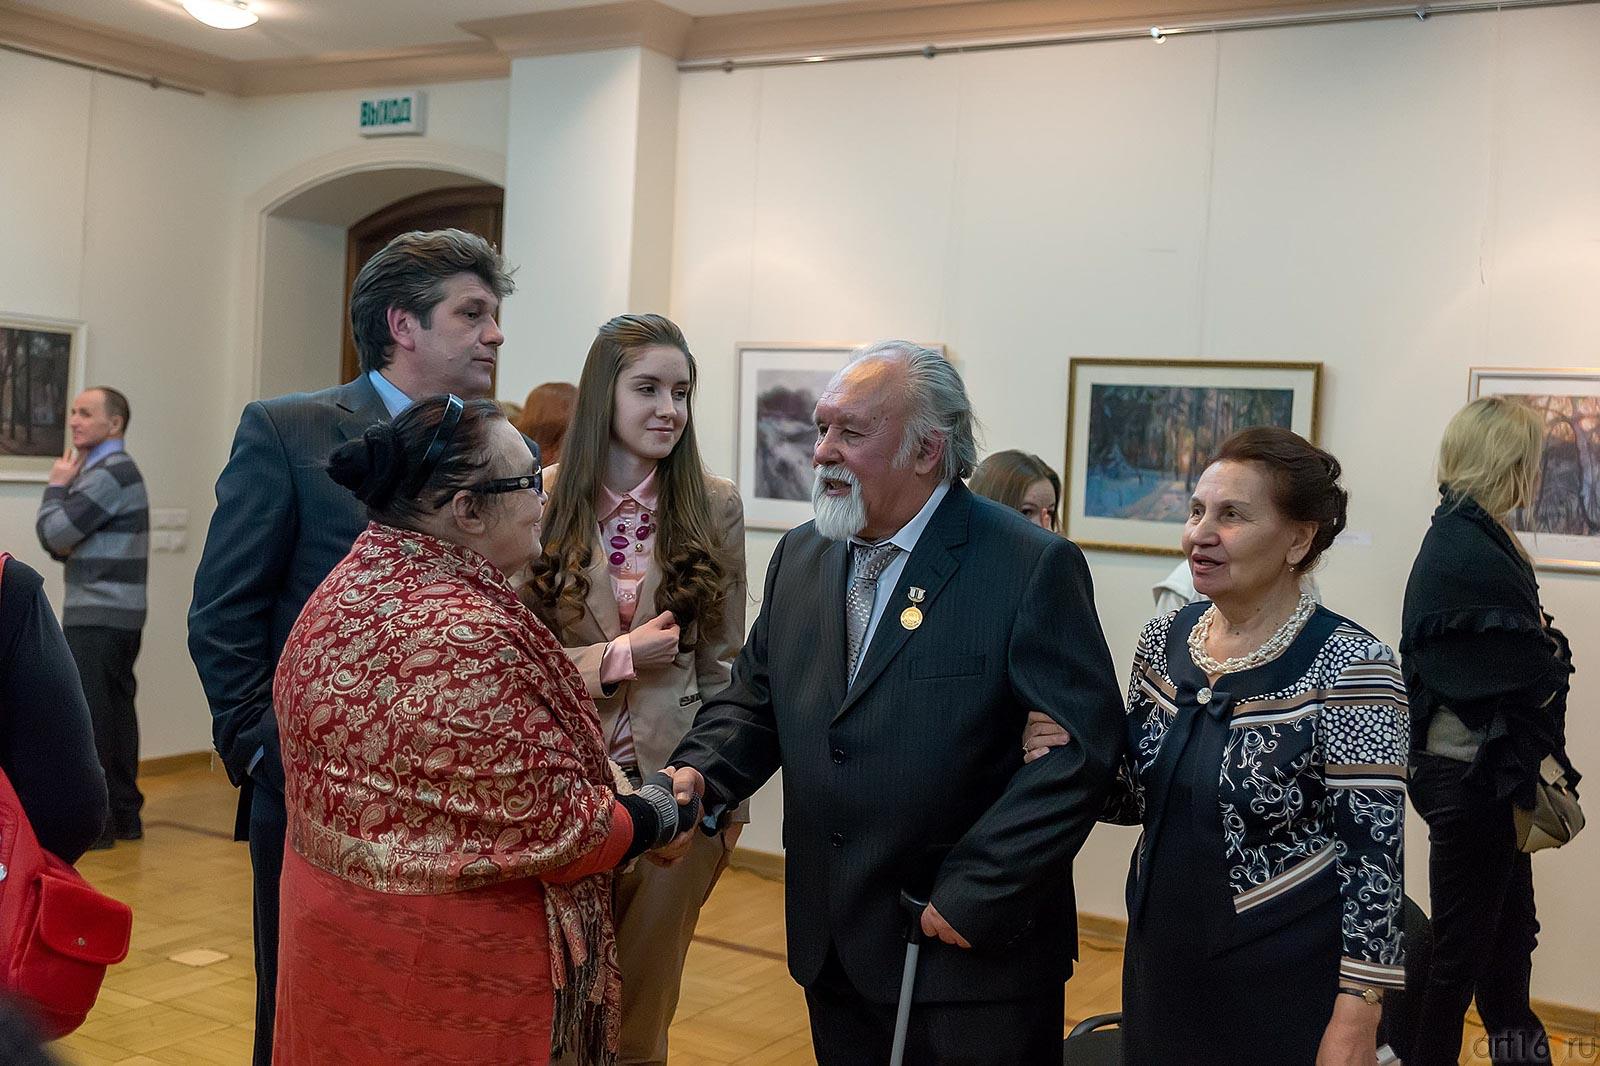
[23,0,823,62]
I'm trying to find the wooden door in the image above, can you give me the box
[341,184,504,385]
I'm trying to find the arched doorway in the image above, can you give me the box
[339,185,505,385]
[256,165,503,398]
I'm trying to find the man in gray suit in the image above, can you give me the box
[663,342,1125,1065]
[187,229,514,1065]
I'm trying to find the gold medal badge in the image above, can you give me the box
[900,586,926,630]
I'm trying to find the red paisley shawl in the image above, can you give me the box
[275,522,623,1062]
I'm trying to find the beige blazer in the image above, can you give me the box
[546,466,748,781]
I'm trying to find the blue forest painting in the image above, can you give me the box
[1084,384,1294,522]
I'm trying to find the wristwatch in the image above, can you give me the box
[1338,985,1384,1006]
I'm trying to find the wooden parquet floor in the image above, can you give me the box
[53,762,1591,1065]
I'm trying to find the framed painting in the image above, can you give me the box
[735,342,947,531]
[736,344,855,531]
[1064,358,1322,555]
[1470,367,1600,575]
[0,313,86,482]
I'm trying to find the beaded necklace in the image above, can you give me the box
[1187,592,1317,677]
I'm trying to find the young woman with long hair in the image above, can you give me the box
[526,314,746,1066]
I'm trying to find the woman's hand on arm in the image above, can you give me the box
[1022,710,1072,764]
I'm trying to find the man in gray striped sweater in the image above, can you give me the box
[36,385,149,849]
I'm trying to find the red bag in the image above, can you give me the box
[0,552,133,1037]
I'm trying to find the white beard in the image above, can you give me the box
[812,464,867,541]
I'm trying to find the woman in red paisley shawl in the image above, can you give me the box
[272,395,694,1066]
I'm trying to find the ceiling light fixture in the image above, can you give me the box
[182,0,258,30]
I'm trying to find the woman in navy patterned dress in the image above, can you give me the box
[1105,429,1407,1066]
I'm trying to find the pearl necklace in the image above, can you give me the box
[1187,593,1317,676]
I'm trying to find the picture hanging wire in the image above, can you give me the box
[681,0,1597,73]
[0,41,205,96]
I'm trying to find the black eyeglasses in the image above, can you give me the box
[470,438,543,496]
[470,469,544,496]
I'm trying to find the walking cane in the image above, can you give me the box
[889,888,929,1066]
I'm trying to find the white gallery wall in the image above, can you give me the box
[0,63,512,761]
[499,47,680,401]
[257,215,346,399]
[669,5,1600,1009]
[0,51,239,761]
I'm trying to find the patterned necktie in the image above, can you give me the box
[845,542,902,682]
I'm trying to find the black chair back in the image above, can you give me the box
[1062,1012,1122,1066]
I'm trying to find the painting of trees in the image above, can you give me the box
[754,369,834,501]
[1083,384,1295,521]
[0,325,71,458]
[1515,393,1600,538]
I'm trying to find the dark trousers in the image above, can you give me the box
[63,625,143,829]
[804,946,1062,1066]
[247,774,287,1066]
[1408,755,1551,1066]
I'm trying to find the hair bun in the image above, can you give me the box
[327,423,409,508]
[1310,460,1349,556]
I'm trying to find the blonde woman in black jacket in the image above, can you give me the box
[1401,396,1577,1066]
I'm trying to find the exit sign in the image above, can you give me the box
[359,91,426,136]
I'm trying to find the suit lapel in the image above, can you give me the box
[835,484,971,721]
[336,374,391,441]
[584,538,623,640]
[816,538,850,709]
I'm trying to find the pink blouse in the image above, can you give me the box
[595,470,660,766]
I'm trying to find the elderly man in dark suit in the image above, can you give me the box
[662,341,1125,1065]
[187,229,514,1065]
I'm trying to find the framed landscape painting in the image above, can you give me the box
[1470,367,1600,575]
[1064,358,1322,555]
[0,313,86,482]
[736,344,856,531]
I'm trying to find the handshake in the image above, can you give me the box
[620,766,717,865]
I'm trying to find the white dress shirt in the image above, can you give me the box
[845,479,951,686]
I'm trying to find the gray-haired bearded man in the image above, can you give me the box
[662,341,1126,1065]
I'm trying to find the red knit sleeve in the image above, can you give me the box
[541,798,634,884]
